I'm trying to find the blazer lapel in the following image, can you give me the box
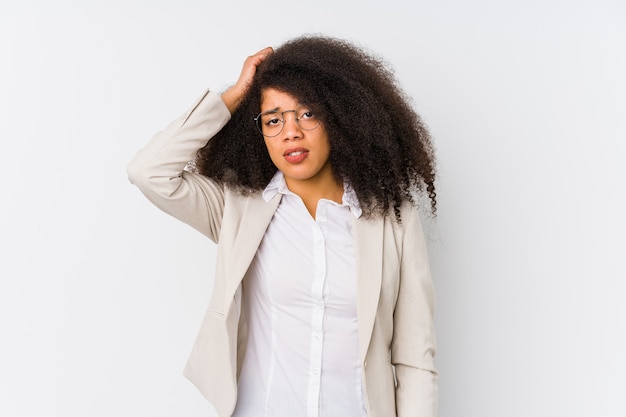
[222,193,281,310]
[354,215,384,362]
[220,191,384,363]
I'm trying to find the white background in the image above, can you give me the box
[1,1,624,416]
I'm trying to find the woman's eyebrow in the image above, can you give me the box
[260,107,280,114]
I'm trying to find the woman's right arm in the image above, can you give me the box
[126,90,231,242]
[127,47,274,242]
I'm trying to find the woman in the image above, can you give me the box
[128,35,438,417]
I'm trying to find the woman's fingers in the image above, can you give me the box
[238,47,274,90]
[222,46,274,114]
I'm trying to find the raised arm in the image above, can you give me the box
[127,47,274,241]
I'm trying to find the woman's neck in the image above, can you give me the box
[285,175,344,219]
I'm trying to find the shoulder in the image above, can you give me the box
[389,200,423,231]
[390,201,430,256]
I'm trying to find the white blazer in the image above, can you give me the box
[127,89,438,417]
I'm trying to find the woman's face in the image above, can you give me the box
[260,88,335,192]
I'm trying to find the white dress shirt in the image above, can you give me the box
[232,171,368,417]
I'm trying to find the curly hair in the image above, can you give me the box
[195,34,437,220]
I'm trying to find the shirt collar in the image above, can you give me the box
[262,171,362,218]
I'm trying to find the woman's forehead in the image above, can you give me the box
[260,88,302,110]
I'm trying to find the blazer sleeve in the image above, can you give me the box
[392,206,438,417]
[127,89,231,242]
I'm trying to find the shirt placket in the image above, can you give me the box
[307,202,328,417]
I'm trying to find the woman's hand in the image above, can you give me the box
[221,46,274,114]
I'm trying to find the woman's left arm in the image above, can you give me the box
[392,205,438,417]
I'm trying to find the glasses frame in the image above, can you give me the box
[253,105,320,138]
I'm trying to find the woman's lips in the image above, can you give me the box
[284,148,309,163]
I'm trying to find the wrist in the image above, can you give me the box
[221,85,245,114]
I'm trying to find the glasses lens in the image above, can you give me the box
[296,106,319,131]
[257,111,283,137]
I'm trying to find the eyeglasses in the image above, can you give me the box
[254,105,320,137]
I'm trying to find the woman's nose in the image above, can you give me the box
[281,112,302,140]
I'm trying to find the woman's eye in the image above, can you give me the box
[265,117,281,126]
[300,111,314,119]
